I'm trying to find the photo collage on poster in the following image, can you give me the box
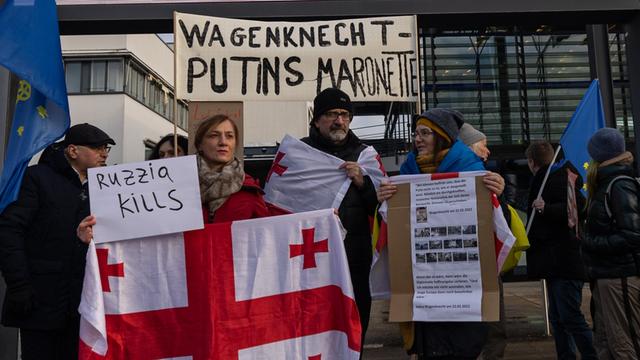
[414,208,479,265]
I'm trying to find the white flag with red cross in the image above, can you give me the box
[263,134,386,214]
[78,209,361,359]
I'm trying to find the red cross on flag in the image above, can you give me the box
[264,135,386,213]
[79,209,361,359]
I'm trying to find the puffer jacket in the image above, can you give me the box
[583,164,640,279]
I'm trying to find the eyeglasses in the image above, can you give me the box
[412,128,434,139]
[80,144,111,154]
[323,110,353,121]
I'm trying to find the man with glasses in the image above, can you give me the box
[301,88,380,351]
[0,123,115,359]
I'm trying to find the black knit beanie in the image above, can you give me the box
[312,88,353,121]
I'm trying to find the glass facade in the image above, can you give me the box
[419,29,633,145]
[64,57,188,130]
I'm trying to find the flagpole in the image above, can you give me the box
[525,143,561,338]
[413,15,423,113]
[172,11,179,157]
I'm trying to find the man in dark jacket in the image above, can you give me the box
[0,123,115,360]
[525,140,597,360]
[301,88,379,350]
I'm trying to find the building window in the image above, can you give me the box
[64,58,124,94]
[123,59,188,130]
[64,56,188,130]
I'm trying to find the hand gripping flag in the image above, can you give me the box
[374,172,517,298]
[79,209,361,359]
[263,134,386,213]
[263,135,388,298]
[0,0,70,212]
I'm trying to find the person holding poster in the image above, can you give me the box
[525,140,596,360]
[377,109,493,359]
[582,128,640,359]
[194,114,270,223]
[299,88,380,348]
[0,123,115,360]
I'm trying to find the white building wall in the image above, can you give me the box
[67,94,125,165]
[243,101,310,146]
[122,96,187,164]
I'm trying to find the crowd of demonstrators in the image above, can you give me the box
[525,140,597,360]
[300,88,380,352]
[377,109,504,360]
[0,124,115,360]
[6,87,640,360]
[148,133,188,160]
[582,128,640,360]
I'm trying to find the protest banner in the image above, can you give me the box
[174,13,418,101]
[87,155,203,243]
[79,209,361,359]
[384,172,499,322]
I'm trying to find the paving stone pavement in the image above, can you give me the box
[362,281,593,359]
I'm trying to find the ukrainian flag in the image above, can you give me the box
[0,0,70,212]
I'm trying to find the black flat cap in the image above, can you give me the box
[63,123,115,147]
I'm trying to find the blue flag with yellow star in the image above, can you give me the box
[557,79,605,193]
[0,0,70,212]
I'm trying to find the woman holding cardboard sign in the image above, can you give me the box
[77,115,269,243]
[194,114,270,223]
[377,108,493,360]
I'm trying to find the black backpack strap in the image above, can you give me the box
[605,175,640,219]
[621,277,640,357]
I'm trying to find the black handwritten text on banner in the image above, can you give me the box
[175,13,417,101]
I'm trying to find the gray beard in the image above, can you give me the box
[328,129,347,142]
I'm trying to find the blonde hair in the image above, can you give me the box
[585,160,599,209]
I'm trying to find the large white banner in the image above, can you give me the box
[87,155,203,243]
[175,13,417,101]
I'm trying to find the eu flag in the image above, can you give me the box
[557,79,606,192]
[0,0,70,212]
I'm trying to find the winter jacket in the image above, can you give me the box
[301,126,379,338]
[583,164,640,279]
[203,174,270,223]
[0,145,89,330]
[527,164,587,281]
[400,140,485,175]
[400,143,488,359]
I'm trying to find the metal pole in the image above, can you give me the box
[413,15,423,114]
[172,11,179,156]
[624,14,640,172]
[586,24,616,128]
[541,279,551,336]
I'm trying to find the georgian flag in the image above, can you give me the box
[79,209,361,359]
[263,134,386,213]
[374,172,517,298]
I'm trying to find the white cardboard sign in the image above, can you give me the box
[88,155,204,243]
[175,13,417,101]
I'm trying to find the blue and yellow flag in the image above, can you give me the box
[0,0,70,212]
[556,79,606,193]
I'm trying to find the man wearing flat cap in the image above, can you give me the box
[0,123,115,359]
[301,88,380,351]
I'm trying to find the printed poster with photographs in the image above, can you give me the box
[411,177,482,321]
